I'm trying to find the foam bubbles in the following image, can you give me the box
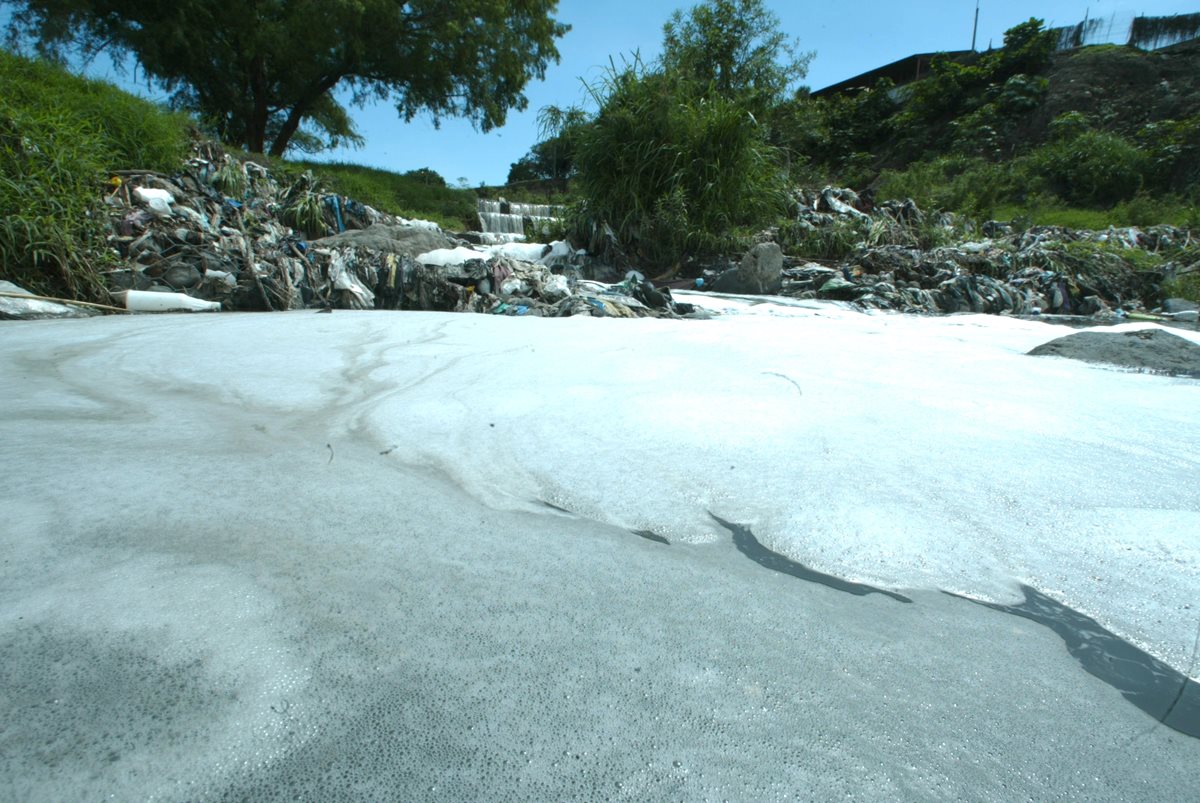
[1,309,1198,799]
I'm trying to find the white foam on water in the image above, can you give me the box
[2,307,1198,799]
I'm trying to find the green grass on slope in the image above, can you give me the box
[0,49,191,300]
[290,160,478,231]
[991,198,1200,230]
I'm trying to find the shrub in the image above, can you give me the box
[1163,269,1200,302]
[876,155,1024,218]
[1136,116,1200,197]
[403,167,447,187]
[573,62,787,267]
[1029,130,1148,206]
[778,218,866,260]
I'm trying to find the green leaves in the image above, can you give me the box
[5,0,568,156]
[661,0,811,113]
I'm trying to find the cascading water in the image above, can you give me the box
[477,199,564,243]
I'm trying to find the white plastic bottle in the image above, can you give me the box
[122,290,221,312]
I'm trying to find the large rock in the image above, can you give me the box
[740,242,784,293]
[710,242,784,295]
[1028,328,1200,377]
[314,224,456,258]
[1163,297,1199,314]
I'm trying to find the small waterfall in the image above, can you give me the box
[477,198,564,242]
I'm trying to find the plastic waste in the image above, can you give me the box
[500,277,528,296]
[542,274,570,301]
[133,187,174,218]
[123,290,221,312]
[203,270,237,288]
[327,195,345,233]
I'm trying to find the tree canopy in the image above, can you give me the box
[4,0,569,156]
[661,0,811,110]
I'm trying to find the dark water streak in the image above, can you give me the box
[709,513,912,603]
[633,529,671,545]
[705,513,1198,739]
[944,586,1200,739]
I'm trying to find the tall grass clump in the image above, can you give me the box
[0,50,189,172]
[875,156,1022,220]
[0,49,191,300]
[573,61,787,268]
[0,101,110,299]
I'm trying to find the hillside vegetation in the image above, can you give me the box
[507,7,1200,272]
[0,50,191,299]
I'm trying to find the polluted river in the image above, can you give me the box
[1,297,1198,800]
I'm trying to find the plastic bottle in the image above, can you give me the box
[123,290,221,312]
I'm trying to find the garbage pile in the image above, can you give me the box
[410,244,695,318]
[94,144,692,319]
[729,187,1199,321]
[13,148,1195,326]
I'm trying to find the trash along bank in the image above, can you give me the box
[1,143,1198,327]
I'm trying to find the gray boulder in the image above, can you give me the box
[162,264,203,289]
[710,242,784,295]
[1163,297,1199,314]
[740,242,784,293]
[1028,328,1200,377]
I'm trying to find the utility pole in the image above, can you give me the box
[971,0,981,51]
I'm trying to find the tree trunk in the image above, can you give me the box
[268,76,342,158]
[247,55,269,154]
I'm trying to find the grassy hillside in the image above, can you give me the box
[0,49,192,300]
[795,35,1200,226]
[288,160,477,230]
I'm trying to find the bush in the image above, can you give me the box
[1136,116,1200,197]
[573,63,786,267]
[403,167,447,187]
[876,155,1023,218]
[1028,130,1148,206]
[1163,269,1200,302]
[778,218,865,260]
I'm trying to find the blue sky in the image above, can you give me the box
[49,0,1200,184]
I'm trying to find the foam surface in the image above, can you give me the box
[1,305,1197,800]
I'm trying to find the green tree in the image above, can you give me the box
[5,0,569,156]
[506,104,587,187]
[565,1,807,267]
[506,135,574,186]
[661,0,811,110]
